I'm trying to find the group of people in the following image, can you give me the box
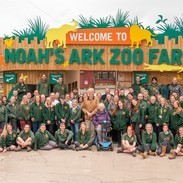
[0,74,183,160]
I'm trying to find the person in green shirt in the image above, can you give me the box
[37,74,50,96]
[1,124,17,152]
[169,126,183,159]
[169,101,183,136]
[6,96,18,131]
[132,76,142,97]
[0,99,7,131]
[18,95,31,130]
[70,99,81,141]
[34,123,57,150]
[42,97,55,135]
[55,95,70,127]
[14,77,28,103]
[112,100,130,147]
[53,77,68,97]
[146,96,159,131]
[117,126,137,157]
[155,97,170,140]
[30,95,44,134]
[138,123,157,159]
[130,99,145,145]
[147,77,161,96]
[16,124,34,152]
[55,122,74,150]
[75,122,92,151]
[119,89,127,101]
[157,124,174,157]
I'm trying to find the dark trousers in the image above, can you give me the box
[32,121,42,134]
[9,118,18,132]
[157,139,172,155]
[75,141,92,147]
[155,125,162,141]
[46,124,55,135]
[137,144,156,153]
[116,129,126,145]
[132,123,142,145]
[58,140,72,149]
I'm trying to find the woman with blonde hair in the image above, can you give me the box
[75,122,92,151]
[169,101,183,136]
[138,123,157,159]
[0,124,17,152]
[0,125,8,152]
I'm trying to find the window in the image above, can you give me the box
[95,72,115,80]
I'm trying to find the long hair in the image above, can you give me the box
[174,101,182,114]
[131,99,139,112]
[1,124,8,138]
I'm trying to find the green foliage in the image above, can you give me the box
[174,16,183,33]
[92,16,111,28]
[127,16,143,28]
[78,15,95,28]
[12,17,49,43]
[110,10,129,27]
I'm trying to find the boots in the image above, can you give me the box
[148,151,156,156]
[169,151,176,159]
[141,151,148,159]
[15,146,21,152]
[159,146,166,157]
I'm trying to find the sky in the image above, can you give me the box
[0,0,182,36]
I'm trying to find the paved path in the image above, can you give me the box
[0,146,182,183]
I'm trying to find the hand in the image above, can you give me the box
[31,118,35,122]
[70,120,74,124]
[87,112,92,117]
[178,144,182,148]
[61,119,66,123]
[3,148,7,153]
[98,124,102,128]
[47,120,51,125]
[145,115,148,119]
[139,124,142,128]
[65,141,68,145]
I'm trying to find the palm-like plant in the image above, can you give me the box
[174,15,183,34]
[110,10,129,27]
[92,16,111,28]
[127,16,143,28]
[78,15,95,28]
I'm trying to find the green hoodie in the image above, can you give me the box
[53,83,68,96]
[55,102,70,124]
[55,129,73,144]
[1,130,17,147]
[147,83,161,96]
[158,131,174,146]
[42,105,55,124]
[14,83,28,102]
[18,103,30,121]
[37,80,50,96]
[146,103,159,124]
[18,130,34,144]
[0,104,7,123]
[34,130,56,150]
[76,130,91,144]
[170,109,183,130]
[130,106,145,125]
[174,134,183,148]
[113,108,130,130]
[155,106,170,126]
[69,106,81,123]
[142,131,157,151]
[6,103,19,119]
[30,102,44,122]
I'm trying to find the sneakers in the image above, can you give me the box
[132,150,136,157]
[117,149,123,153]
[76,147,83,151]
[27,146,32,152]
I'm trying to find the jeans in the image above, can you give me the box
[132,123,142,145]
[40,140,57,150]
[32,121,42,134]
[70,123,80,141]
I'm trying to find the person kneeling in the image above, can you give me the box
[117,126,137,157]
[75,122,92,151]
[55,123,74,150]
[16,124,34,152]
[34,123,57,150]
[157,124,174,157]
[138,123,157,159]
[169,126,183,159]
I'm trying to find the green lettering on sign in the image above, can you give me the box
[16,48,26,64]
[171,49,182,65]
[69,49,80,64]
[158,49,170,65]
[93,49,105,64]
[55,48,64,64]
[149,49,159,64]
[38,48,49,64]
[82,49,92,64]
[5,49,16,63]
[133,48,143,65]
[27,48,37,64]
[110,48,120,65]
[121,48,131,65]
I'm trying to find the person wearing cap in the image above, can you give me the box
[55,122,74,150]
[15,124,34,152]
[30,95,44,134]
[138,123,157,159]
[147,77,161,96]
[14,76,28,103]
[34,123,57,150]
[157,124,174,157]
[37,74,50,96]
[55,95,70,127]
[53,77,68,97]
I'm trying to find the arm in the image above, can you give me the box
[47,131,56,142]
[72,108,81,122]
[151,133,157,151]
[66,130,73,141]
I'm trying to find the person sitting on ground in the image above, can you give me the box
[117,126,137,157]
[1,124,17,152]
[138,123,157,159]
[0,126,9,153]
[92,103,111,142]
[169,126,183,159]
[55,123,74,150]
[34,123,57,151]
[15,124,34,152]
[157,124,174,157]
[75,122,92,151]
